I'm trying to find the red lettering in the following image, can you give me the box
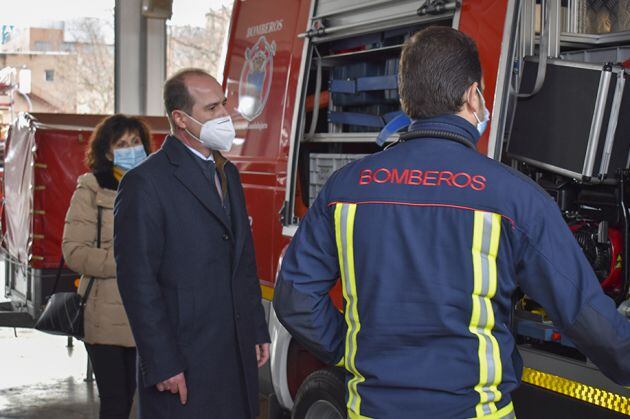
[359,167,484,191]
[471,175,487,191]
[437,171,454,187]
[423,170,439,186]
[452,172,472,188]
[359,169,372,185]
[408,170,423,185]
[391,168,410,184]
[373,168,391,184]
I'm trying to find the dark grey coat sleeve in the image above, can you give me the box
[114,170,186,387]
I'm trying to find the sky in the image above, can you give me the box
[1,0,233,28]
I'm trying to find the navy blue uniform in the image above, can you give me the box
[274,115,630,419]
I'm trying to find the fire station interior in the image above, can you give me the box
[1,0,630,417]
[292,0,630,406]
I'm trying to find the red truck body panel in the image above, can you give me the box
[222,0,311,285]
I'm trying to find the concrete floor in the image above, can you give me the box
[0,327,269,419]
[0,252,269,419]
[0,327,103,419]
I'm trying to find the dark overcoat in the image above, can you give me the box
[114,136,269,419]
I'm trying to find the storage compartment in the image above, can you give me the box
[507,58,625,180]
[308,153,367,205]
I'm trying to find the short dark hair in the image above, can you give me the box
[399,26,482,119]
[163,68,211,125]
[86,114,153,173]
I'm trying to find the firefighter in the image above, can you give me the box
[273,26,630,419]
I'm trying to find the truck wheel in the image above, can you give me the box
[292,367,347,419]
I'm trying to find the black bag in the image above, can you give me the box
[35,207,102,339]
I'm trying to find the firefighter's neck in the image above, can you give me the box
[456,108,480,127]
[175,128,212,158]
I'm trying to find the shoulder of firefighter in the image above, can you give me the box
[274,114,630,419]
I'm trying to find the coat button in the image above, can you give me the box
[235,312,241,320]
[222,233,229,241]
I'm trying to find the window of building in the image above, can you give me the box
[33,41,51,51]
[2,0,115,114]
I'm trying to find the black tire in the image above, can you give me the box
[292,367,347,419]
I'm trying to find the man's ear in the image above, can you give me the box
[465,82,481,114]
[171,111,187,131]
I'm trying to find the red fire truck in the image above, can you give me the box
[2,0,630,417]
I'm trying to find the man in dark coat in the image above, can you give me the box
[114,68,270,419]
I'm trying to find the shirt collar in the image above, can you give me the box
[184,143,215,162]
[408,114,480,146]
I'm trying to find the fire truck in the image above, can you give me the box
[2,0,630,417]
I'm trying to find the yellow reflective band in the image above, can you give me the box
[470,211,503,416]
[334,203,365,418]
[348,410,373,419]
[260,284,274,301]
[522,368,630,415]
[488,214,503,399]
[470,401,515,419]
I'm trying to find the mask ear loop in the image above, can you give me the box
[176,111,205,145]
[473,87,486,125]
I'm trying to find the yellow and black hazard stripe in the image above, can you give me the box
[469,211,509,417]
[522,368,630,415]
[334,203,369,419]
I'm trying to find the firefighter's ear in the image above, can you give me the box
[465,82,481,115]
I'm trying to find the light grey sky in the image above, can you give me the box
[1,0,232,28]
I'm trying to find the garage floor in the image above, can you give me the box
[0,327,269,419]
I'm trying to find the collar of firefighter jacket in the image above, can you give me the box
[408,114,481,147]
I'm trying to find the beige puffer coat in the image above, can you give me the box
[62,173,135,347]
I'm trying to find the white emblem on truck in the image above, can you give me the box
[238,35,276,122]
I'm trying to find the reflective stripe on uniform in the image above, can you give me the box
[471,401,516,419]
[334,203,367,418]
[470,211,504,416]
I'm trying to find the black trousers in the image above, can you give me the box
[85,343,137,419]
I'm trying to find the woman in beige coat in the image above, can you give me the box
[63,114,152,419]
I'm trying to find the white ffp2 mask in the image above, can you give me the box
[184,114,236,152]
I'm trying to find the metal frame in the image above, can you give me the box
[488,0,520,160]
[114,0,167,115]
[506,59,618,179]
[561,31,630,46]
[599,71,626,176]
[304,14,453,44]
[520,0,535,59]
[510,155,586,180]
[282,0,317,230]
[312,0,399,20]
[547,0,561,58]
[583,68,612,178]
[451,0,462,29]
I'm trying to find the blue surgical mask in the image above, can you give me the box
[473,87,490,136]
[113,145,147,171]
